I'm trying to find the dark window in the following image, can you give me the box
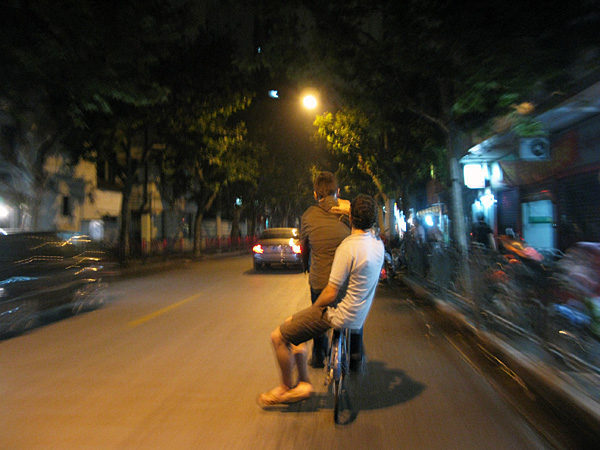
[62,196,71,216]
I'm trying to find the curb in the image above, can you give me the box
[402,275,600,444]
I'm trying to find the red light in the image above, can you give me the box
[291,243,301,254]
[253,244,264,254]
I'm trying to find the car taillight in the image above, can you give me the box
[253,244,264,254]
[291,243,301,254]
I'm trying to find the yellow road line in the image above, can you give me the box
[127,293,202,328]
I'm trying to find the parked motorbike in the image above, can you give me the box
[481,235,553,333]
[549,242,600,358]
[379,249,396,284]
[378,235,403,284]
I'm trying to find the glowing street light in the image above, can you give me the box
[302,94,318,110]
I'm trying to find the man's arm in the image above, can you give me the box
[312,282,340,308]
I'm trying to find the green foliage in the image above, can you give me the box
[0,1,201,129]
[251,0,599,236]
[150,31,260,216]
[258,0,599,136]
[313,107,442,201]
[510,116,547,138]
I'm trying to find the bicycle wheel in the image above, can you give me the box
[332,332,344,423]
[333,375,342,422]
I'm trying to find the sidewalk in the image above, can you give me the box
[402,274,600,444]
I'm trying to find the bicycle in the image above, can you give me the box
[325,327,352,423]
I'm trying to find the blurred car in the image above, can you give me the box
[0,232,110,338]
[252,227,302,270]
[61,233,120,278]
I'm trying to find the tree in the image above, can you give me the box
[240,83,320,230]
[254,0,600,253]
[167,106,258,257]
[0,0,203,236]
[154,33,259,257]
[314,107,445,227]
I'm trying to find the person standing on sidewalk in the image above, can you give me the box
[300,171,351,368]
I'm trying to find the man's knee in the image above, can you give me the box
[271,326,288,347]
[291,342,307,355]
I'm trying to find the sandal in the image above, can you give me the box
[257,383,314,407]
[257,387,289,407]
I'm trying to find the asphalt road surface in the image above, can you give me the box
[1,256,561,449]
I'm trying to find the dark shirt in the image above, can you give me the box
[474,221,493,247]
[300,196,351,290]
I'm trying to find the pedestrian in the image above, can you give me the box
[427,216,443,243]
[299,171,351,368]
[258,194,385,407]
[412,217,426,245]
[474,213,496,250]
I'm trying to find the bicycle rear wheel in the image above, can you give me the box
[333,370,344,423]
[332,332,344,423]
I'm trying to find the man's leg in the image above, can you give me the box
[309,287,327,367]
[292,342,310,384]
[258,307,330,406]
[273,328,312,388]
[257,326,314,406]
[271,326,295,390]
[349,328,364,372]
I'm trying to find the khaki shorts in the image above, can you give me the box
[280,306,332,346]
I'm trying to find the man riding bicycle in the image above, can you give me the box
[258,194,384,406]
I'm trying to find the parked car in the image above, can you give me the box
[252,227,302,270]
[0,232,110,338]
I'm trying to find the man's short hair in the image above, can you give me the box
[351,194,377,230]
[314,172,338,199]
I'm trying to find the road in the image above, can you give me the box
[1,256,560,449]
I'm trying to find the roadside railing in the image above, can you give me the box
[403,236,600,403]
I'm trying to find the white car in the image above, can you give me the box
[252,228,303,270]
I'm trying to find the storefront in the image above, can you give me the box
[460,81,600,251]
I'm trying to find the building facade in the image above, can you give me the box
[461,81,600,251]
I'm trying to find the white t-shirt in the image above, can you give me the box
[326,231,385,329]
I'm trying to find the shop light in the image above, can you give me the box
[491,162,503,185]
[0,204,9,219]
[480,191,496,208]
[464,164,487,189]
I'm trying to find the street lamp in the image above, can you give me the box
[302,94,318,110]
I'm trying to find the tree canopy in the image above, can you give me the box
[253,0,600,245]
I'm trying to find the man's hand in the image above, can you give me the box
[312,283,339,308]
[329,198,350,216]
